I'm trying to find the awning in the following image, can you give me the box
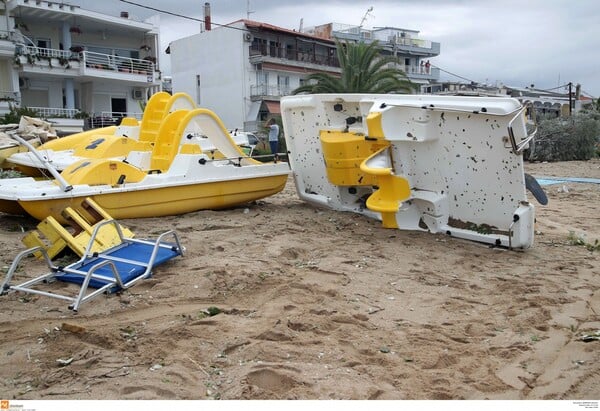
[264,100,281,114]
[246,101,261,121]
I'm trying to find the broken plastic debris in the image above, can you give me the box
[580,331,600,342]
[56,357,73,366]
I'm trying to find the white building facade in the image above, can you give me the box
[0,0,162,126]
[170,20,341,132]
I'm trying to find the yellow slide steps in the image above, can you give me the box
[359,145,411,229]
[22,198,133,259]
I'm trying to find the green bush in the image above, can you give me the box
[0,105,40,125]
[526,111,600,161]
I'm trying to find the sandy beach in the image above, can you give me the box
[0,159,598,400]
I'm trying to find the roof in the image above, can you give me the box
[229,19,336,44]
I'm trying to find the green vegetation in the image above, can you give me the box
[0,105,39,125]
[292,40,417,94]
[567,231,600,252]
[526,110,600,162]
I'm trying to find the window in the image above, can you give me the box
[196,74,201,104]
[277,75,290,95]
[257,71,268,85]
[256,71,269,96]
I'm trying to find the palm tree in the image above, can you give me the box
[292,40,417,94]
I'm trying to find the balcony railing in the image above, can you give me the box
[83,51,154,75]
[15,45,155,77]
[88,111,143,128]
[250,44,340,68]
[0,90,20,104]
[28,107,80,118]
[250,84,292,98]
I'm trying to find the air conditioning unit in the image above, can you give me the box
[243,32,253,42]
[132,88,144,100]
[19,77,30,89]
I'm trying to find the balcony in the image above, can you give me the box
[0,90,21,112]
[249,44,341,74]
[14,45,158,84]
[401,64,440,82]
[250,84,292,100]
[0,32,16,58]
[384,37,441,56]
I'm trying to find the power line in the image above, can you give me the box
[539,83,571,92]
[119,0,249,32]
[430,63,478,84]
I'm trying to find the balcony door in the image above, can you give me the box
[36,38,51,56]
[111,97,127,117]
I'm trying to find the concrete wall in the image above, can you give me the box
[171,23,247,129]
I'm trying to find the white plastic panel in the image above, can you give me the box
[281,94,535,249]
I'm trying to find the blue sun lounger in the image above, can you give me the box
[1,220,184,312]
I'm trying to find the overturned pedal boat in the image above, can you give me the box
[281,94,538,249]
[0,108,290,222]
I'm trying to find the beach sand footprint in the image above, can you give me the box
[244,368,303,398]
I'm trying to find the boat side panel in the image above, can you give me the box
[281,94,534,248]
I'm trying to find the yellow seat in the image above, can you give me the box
[319,130,390,186]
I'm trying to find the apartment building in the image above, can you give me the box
[0,0,161,125]
[309,22,440,87]
[169,19,440,132]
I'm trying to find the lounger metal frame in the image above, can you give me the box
[1,220,184,311]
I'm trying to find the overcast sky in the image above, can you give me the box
[74,0,600,97]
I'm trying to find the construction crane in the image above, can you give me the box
[359,6,374,28]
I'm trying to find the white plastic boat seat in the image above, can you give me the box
[2,220,184,311]
[366,105,439,142]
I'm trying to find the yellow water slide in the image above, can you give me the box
[150,109,192,172]
[178,108,261,166]
[61,107,257,187]
[138,92,195,144]
[359,111,411,229]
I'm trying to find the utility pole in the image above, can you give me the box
[568,82,572,115]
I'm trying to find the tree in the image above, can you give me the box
[292,40,417,94]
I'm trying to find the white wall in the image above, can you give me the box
[171,23,247,129]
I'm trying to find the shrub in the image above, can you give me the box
[526,111,600,161]
[0,105,40,124]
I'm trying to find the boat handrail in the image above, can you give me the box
[8,133,73,192]
[376,102,522,116]
[201,153,287,165]
[507,105,537,155]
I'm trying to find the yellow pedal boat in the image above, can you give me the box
[0,108,289,222]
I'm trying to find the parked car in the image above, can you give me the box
[230,130,260,155]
